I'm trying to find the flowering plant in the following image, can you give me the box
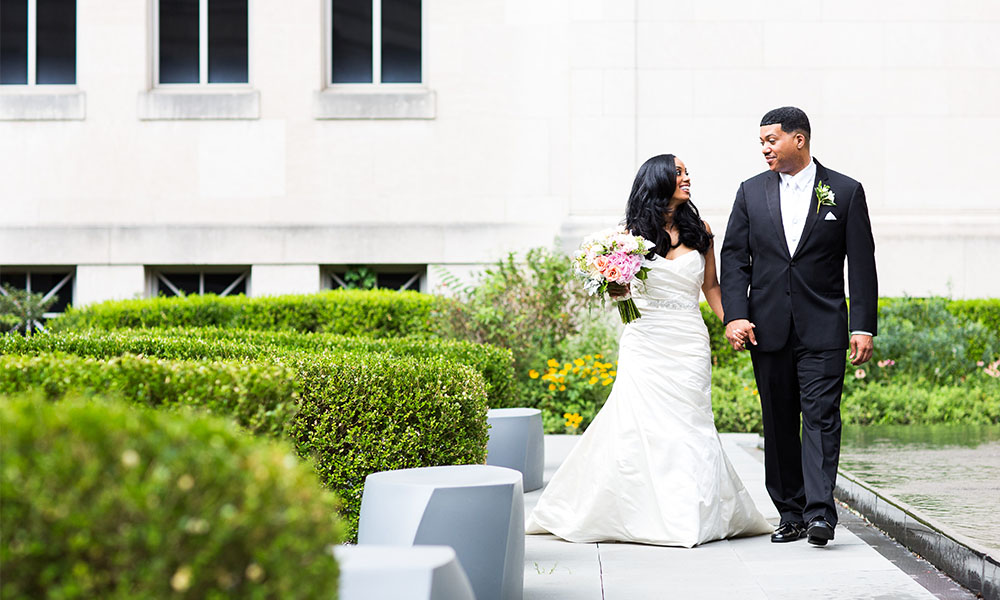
[573,227,655,324]
[815,182,836,214]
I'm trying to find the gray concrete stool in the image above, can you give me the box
[358,465,524,600]
[334,545,475,600]
[486,408,544,492]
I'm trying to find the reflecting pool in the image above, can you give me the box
[839,424,1000,556]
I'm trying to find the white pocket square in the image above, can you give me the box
[824,212,837,221]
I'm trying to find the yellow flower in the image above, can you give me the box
[595,354,604,359]
[572,366,580,374]
[559,385,566,391]
[609,371,617,377]
[547,358,559,368]
[563,363,572,371]
[752,390,758,395]
[574,358,585,366]
[548,384,556,391]
[563,412,572,418]
[589,377,599,385]
[529,370,540,379]
[585,354,593,360]
[601,379,612,386]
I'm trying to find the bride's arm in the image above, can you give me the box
[701,221,725,321]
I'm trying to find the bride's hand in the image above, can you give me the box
[607,282,631,301]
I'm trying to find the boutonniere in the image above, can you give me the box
[815,182,836,214]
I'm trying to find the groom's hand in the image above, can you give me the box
[849,334,874,365]
[725,319,756,351]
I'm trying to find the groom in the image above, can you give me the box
[720,107,877,546]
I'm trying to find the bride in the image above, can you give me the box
[526,154,773,547]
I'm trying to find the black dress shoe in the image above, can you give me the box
[770,521,806,543]
[806,518,835,546]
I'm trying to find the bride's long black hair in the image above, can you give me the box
[624,154,713,260]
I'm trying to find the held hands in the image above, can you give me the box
[725,319,756,351]
[607,282,631,301]
[849,334,874,365]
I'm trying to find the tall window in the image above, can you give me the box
[0,0,76,85]
[157,0,248,85]
[152,269,248,297]
[330,0,420,84]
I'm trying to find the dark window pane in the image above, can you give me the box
[0,272,27,289]
[203,272,244,295]
[0,0,28,84]
[159,0,199,83]
[161,272,199,296]
[208,0,247,83]
[331,0,371,83]
[30,272,72,312]
[377,272,418,290]
[36,0,75,84]
[381,0,419,83]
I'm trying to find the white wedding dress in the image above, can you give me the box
[526,251,772,546]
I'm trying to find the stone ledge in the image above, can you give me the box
[137,89,260,120]
[314,87,436,120]
[0,89,86,121]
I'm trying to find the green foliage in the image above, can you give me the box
[0,352,297,438]
[440,247,623,412]
[0,284,58,334]
[342,266,377,290]
[701,302,741,367]
[1,395,343,600]
[0,332,491,539]
[946,298,1000,359]
[51,290,453,338]
[710,352,764,433]
[846,297,999,389]
[842,377,1000,425]
[0,327,515,410]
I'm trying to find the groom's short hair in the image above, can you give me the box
[760,107,811,142]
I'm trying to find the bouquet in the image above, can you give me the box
[573,227,655,324]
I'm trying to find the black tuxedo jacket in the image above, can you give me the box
[720,159,878,352]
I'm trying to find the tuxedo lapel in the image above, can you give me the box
[764,172,790,259]
[792,159,829,259]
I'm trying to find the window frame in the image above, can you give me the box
[151,0,252,89]
[316,0,434,119]
[0,266,75,332]
[0,0,84,120]
[324,264,426,292]
[148,266,250,298]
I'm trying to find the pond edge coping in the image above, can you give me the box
[835,465,999,600]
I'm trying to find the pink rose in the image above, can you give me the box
[604,265,622,282]
[593,255,610,271]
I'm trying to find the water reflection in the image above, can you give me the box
[840,425,1000,557]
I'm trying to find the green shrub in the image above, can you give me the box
[1,395,343,599]
[710,352,764,433]
[947,298,1000,359]
[52,290,453,338]
[0,352,297,438]
[0,333,490,539]
[0,327,514,409]
[155,327,516,409]
[848,297,999,387]
[842,377,1000,425]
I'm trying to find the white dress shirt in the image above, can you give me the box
[778,158,816,257]
[779,158,871,338]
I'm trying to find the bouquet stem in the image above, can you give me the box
[616,299,642,324]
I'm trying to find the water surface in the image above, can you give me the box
[840,424,1000,556]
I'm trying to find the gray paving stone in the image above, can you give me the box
[523,435,945,599]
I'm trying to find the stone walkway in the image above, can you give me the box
[523,434,968,600]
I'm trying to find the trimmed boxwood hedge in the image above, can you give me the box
[0,395,343,599]
[51,289,454,338]
[0,327,515,408]
[0,333,491,539]
[162,327,516,408]
[0,352,297,438]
